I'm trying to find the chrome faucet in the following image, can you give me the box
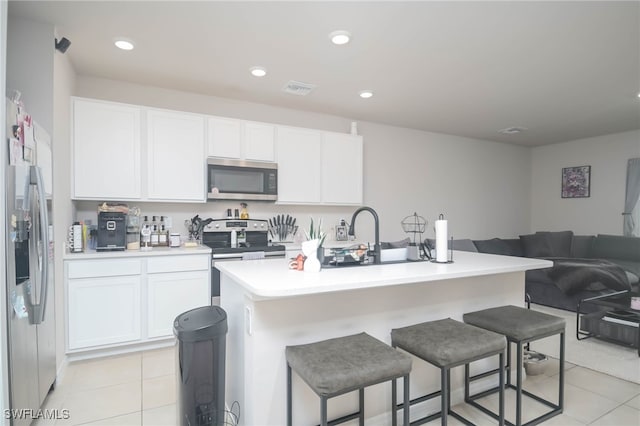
[348,206,381,264]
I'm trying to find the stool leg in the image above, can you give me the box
[321,396,328,426]
[441,367,448,426]
[506,342,512,386]
[403,374,410,426]
[516,341,523,426]
[286,363,292,426]
[499,351,505,426]
[392,378,398,426]
[446,369,452,412]
[464,363,470,401]
[359,388,365,425]
[559,331,565,411]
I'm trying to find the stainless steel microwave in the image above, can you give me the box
[207,158,278,201]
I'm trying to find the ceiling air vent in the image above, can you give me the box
[283,80,316,96]
[498,126,527,135]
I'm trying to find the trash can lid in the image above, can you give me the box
[173,305,228,342]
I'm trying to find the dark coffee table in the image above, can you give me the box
[577,290,640,356]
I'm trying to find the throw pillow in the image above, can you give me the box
[519,234,554,258]
[592,234,640,262]
[535,231,574,257]
[571,235,595,258]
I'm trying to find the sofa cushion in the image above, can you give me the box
[536,231,574,257]
[571,235,595,258]
[592,234,640,262]
[473,238,515,256]
[519,233,554,257]
[451,239,479,252]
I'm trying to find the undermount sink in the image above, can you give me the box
[320,246,411,268]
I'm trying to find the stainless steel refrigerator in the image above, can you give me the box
[4,98,56,425]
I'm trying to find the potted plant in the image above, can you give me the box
[302,218,326,272]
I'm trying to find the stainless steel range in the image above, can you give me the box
[203,219,286,304]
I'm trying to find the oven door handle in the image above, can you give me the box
[212,253,246,260]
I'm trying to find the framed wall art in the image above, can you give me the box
[561,165,591,198]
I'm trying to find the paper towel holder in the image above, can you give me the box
[430,235,454,264]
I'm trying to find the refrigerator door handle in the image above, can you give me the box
[29,166,50,325]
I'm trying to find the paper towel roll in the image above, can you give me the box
[435,217,448,263]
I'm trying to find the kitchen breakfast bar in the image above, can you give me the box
[217,251,552,425]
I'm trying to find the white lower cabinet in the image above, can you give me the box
[67,274,142,350]
[65,254,210,353]
[147,270,210,338]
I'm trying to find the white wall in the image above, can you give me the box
[531,130,640,235]
[73,76,532,242]
[6,16,54,135]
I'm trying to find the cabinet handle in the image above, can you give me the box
[245,306,253,336]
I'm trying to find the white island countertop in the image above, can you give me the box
[216,250,552,300]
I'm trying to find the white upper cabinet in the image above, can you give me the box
[72,98,141,200]
[207,117,275,162]
[207,117,242,159]
[71,97,359,205]
[276,126,322,204]
[276,127,363,205]
[321,132,363,205]
[147,110,206,202]
[244,122,275,162]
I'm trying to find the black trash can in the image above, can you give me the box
[174,305,228,426]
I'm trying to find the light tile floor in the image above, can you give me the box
[34,344,639,425]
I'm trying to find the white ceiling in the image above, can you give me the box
[8,1,640,146]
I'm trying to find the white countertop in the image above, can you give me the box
[216,251,552,300]
[62,245,211,260]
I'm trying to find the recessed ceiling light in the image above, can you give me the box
[359,90,374,99]
[114,38,135,51]
[329,30,351,45]
[250,66,267,77]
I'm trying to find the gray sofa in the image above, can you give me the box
[443,232,640,312]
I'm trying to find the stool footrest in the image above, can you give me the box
[468,366,504,383]
[395,389,442,411]
[467,385,562,426]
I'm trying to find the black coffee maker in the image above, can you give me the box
[97,212,126,251]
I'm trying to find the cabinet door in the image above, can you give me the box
[207,117,242,159]
[321,133,363,204]
[147,270,210,338]
[276,127,322,204]
[244,122,275,162]
[72,99,141,199]
[147,110,205,201]
[67,275,141,350]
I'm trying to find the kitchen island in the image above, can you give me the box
[217,251,551,425]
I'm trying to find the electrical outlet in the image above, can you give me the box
[336,225,348,241]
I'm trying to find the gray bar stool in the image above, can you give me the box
[286,332,412,426]
[463,305,565,426]
[391,318,506,426]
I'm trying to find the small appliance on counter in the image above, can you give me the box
[97,212,126,251]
